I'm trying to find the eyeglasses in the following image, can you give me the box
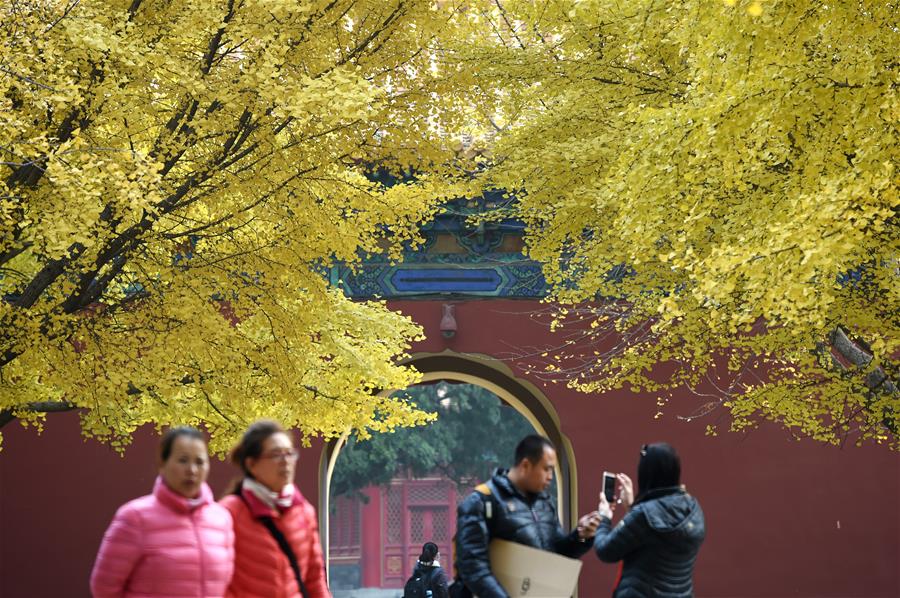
[260,450,298,461]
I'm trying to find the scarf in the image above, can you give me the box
[186,496,207,510]
[242,477,296,510]
[154,476,212,513]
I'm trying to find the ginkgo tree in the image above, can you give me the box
[452,0,898,447]
[3,0,897,453]
[0,0,492,451]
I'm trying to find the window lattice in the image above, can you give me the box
[386,485,403,544]
[409,482,449,504]
[410,509,425,543]
[432,509,449,542]
[328,495,361,556]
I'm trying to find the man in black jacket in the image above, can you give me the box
[454,435,601,598]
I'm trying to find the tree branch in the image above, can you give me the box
[0,401,78,429]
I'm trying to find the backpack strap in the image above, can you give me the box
[237,491,310,598]
[475,479,498,532]
[422,566,436,591]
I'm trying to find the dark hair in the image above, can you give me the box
[419,542,439,563]
[636,442,681,500]
[514,435,554,466]
[230,420,286,475]
[160,426,204,463]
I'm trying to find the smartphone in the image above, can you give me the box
[602,471,617,502]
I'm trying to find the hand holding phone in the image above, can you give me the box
[602,471,617,503]
[616,473,635,508]
[598,473,616,519]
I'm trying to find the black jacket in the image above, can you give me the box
[594,488,705,598]
[409,561,450,598]
[455,469,591,598]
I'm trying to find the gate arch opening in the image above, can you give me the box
[318,351,578,589]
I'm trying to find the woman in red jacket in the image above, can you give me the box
[91,426,234,597]
[221,420,330,598]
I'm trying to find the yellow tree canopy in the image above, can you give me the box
[453,0,898,447]
[0,0,485,451]
[3,0,897,451]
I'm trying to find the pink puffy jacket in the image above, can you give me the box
[91,477,234,597]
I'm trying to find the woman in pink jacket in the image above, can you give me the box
[91,426,235,597]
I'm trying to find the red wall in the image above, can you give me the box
[1,298,897,597]
[0,420,322,598]
[389,299,900,597]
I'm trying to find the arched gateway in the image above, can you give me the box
[319,351,580,580]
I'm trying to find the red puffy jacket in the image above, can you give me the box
[220,486,330,598]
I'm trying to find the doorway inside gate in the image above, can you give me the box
[322,353,574,597]
[328,382,540,593]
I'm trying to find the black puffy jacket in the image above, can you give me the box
[594,487,705,598]
[455,469,591,598]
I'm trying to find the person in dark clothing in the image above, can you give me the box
[405,542,450,598]
[454,435,602,598]
[594,443,705,598]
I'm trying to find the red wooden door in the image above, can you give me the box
[380,478,457,587]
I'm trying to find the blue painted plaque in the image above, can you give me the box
[390,268,503,293]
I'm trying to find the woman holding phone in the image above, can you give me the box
[593,442,705,598]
